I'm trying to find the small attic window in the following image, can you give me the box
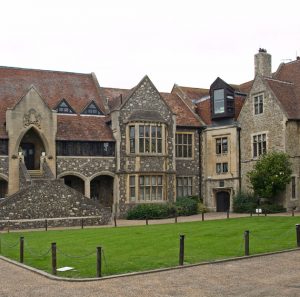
[56,99,75,114]
[82,101,103,115]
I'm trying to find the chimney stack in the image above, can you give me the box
[254,48,272,77]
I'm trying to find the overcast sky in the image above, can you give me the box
[1,0,300,91]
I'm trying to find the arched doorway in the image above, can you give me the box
[0,178,8,199]
[216,191,230,212]
[63,175,85,195]
[19,128,45,170]
[90,175,113,208]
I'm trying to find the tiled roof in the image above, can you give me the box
[100,87,131,111]
[195,95,245,125]
[174,82,250,126]
[0,66,110,139]
[160,92,202,127]
[57,115,114,141]
[264,59,300,119]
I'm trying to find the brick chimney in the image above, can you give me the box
[254,48,272,77]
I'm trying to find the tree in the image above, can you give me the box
[247,151,292,200]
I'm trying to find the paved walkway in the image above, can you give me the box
[1,250,300,297]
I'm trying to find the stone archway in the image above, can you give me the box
[19,128,45,170]
[62,175,85,195]
[90,175,114,208]
[216,191,230,212]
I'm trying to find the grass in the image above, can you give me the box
[0,216,299,278]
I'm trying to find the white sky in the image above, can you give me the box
[1,0,300,91]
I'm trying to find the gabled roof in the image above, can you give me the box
[195,95,246,125]
[261,59,300,120]
[173,80,251,126]
[160,92,203,127]
[0,66,110,139]
[102,77,203,127]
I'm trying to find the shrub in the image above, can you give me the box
[127,203,176,220]
[175,197,198,216]
[197,202,208,213]
[261,203,286,214]
[233,192,257,213]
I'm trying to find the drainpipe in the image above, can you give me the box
[238,126,241,192]
[198,127,205,200]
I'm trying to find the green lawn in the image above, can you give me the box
[0,216,299,278]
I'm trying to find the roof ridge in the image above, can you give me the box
[0,65,92,76]
[264,77,294,85]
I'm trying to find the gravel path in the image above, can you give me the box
[1,250,300,297]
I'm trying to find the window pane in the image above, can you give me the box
[145,176,150,185]
[158,176,162,185]
[139,126,144,137]
[139,176,144,185]
[139,188,144,200]
[145,187,150,200]
[157,127,162,138]
[130,176,135,186]
[157,139,162,153]
[214,89,225,114]
[157,187,162,200]
[145,126,150,137]
[151,176,156,185]
[151,186,157,200]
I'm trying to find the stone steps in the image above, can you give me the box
[28,170,43,179]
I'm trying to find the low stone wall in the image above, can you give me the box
[0,215,111,231]
[0,179,112,229]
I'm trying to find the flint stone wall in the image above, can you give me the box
[57,157,116,177]
[0,179,111,229]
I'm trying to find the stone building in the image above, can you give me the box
[239,49,300,209]
[172,77,252,211]
[0,68,201,221]
[1,49,299,222]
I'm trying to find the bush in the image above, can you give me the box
[127,203,177,220]
[175,197,198,216]
[197,202,208,213]
[261,203,286,214]
[233,192,257,213]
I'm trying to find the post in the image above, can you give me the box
[292,209,295,217]
[96,246,102,277]
[202,212,204,221]
[146,217,149,226]
[114,215,117,227]
[296,224,300,248]
[45,219,48,231]
[179,234,185,265]
[51,242,57,275]
[227,210,230,219]
[20,236,24,263]
[81,218,84,229]
[244,230,250,256]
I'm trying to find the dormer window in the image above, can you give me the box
[210,77,235,119]
[56,99,75,114]
[82,101,103,115]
